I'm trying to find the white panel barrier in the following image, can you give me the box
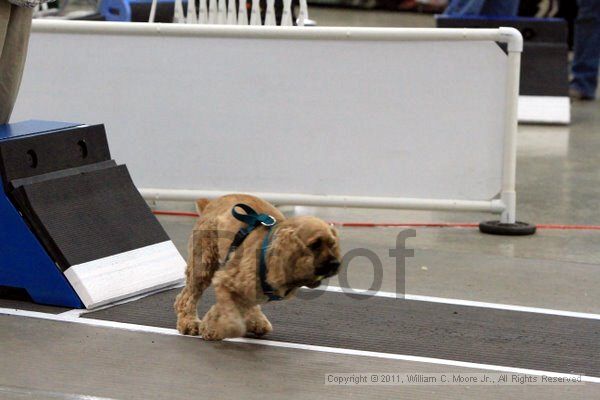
[174,0,185,23]
[265,0,276,26]
[298,0,308,26]
[237,0,247,25]
[250,0,261,25]
[281,0,293,26]
[187,0,198,24]
[200,0,208,24]
[227,0,237,25]
[12,21,523,223]
[155,0,255,25]
[151,0,311,26]
[208,0,217,24]
[217,0,227,24]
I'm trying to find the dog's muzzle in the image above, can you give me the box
[316,260,341,278]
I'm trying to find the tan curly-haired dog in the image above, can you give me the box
[174,194,341,340]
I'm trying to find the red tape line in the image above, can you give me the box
[151,211,600,231]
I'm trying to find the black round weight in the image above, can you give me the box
[479,221,537,236]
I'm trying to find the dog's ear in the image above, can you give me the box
[307,225,338,252]
[267,227,313,287]
[330,225,339,239]
[195,198,211,215]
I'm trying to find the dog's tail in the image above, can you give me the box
[195,198,211,215]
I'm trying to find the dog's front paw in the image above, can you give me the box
[177,317,202,336]
[246,314,273,337]
[200,320,246,341]
[200,307,246,341]
[200,325,224,341]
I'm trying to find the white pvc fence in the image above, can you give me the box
[13,21,523,223]
[151,0,310,26]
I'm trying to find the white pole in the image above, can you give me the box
[139,188,506,213]
[148,0,158,22]
[281,0,292,26]
[499,28,523,224]
[297,0,308,26]
[199,0,208,23]
[32,22,522,44]
[217,0,227,24]
[265,0,276,25]
[237,0,248,25]
[500,50,521,224]
[208,0,217,23]
[226,0,237,24]
[187,0,198,23]
[250,0,261,25]
[174,0,186,23]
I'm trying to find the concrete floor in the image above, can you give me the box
[2,7,600,400]
[2,315,599,400]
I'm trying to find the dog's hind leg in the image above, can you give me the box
[174,224,219,335]
[245,305,273,337]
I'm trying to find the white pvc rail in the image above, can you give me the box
[31,21,521,44]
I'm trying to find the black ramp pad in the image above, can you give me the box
[0,125,111,191]
[10,164,169,270]
[84,288,600,377]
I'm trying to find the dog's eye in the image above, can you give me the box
[309,238,322,251]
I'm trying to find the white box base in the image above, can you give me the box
[518,95,570,125]
[64,241,186,309]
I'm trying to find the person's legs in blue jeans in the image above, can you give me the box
[571,0,600,99]
[444,0,519,16]
[480,0,520,17]
[443,0,485,16]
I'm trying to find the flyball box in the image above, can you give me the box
[0,120,185,309]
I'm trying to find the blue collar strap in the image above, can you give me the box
[224,203,282,302]
[260,228,283,301]
[231,203,276,229]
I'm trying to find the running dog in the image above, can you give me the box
[174,194,341,340]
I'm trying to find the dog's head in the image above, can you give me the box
[268,216,341,291]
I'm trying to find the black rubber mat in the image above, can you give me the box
[0,293,69,314]
[84,288,600,377]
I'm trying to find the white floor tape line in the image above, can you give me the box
[1,307,599,384]
[316,286,600,320]
[0,385,118,400]
[55,284,600,321]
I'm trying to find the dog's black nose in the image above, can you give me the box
[317,260,341,277]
